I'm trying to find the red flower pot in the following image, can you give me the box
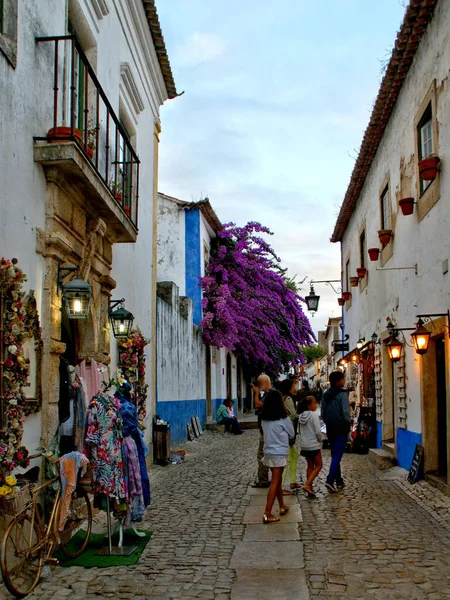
[86,146,94,160]
[115,192,123,203]
[368,248,380,261]
[399,197,415,215]
[47,126,82,144]
[342,291,351,301]
[350,276,359,288]
[124,205,132,217]
[338,297,345,306]
[378,229,393,245]
[356,267,367,279]
[419,156,440,181]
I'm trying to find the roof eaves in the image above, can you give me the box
[331,0,438,243]
[141,1,178,100]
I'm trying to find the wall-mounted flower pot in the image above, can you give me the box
[350,276,359,288]
[356,267,367,279]
[338,297,345,307]
[378,229,393,245]
[368,247,380,261]
[399,197,415,216]
[342,291,351,301]
[419,156,440,181]
[47,126,82,144]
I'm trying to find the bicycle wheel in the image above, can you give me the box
[56,488,92,558]
[1,513,43,598]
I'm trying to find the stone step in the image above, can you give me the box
[368,448,397,470]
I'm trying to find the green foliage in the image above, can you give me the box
[301,345,326,363]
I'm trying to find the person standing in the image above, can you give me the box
[275,378,301,492]
[261,389,295,523]
[321,371,351,493]
[251,374,271,488]
[299,395,323,496]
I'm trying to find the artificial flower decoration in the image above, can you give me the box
[118,328,149,426]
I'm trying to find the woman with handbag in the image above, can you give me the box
[275,378,302,492]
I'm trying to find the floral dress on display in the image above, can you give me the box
[84,394,125,500]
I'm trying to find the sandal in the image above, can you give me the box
[251,482,270,488]
[290,483,302,490]
[279,506,290,516]
[302,485,317,496]
[263,514,280,524]
[282,489,295,495]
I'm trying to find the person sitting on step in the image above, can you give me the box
[216,400,243,435]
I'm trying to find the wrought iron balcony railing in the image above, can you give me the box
[35,36,140,229]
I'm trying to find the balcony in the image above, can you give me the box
[34,36,140,243]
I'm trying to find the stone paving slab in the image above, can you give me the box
[231,568,309,600]
[243,504,302,523]
[231,541,304,569]
[243,522,299,542]
[249,493,298,506]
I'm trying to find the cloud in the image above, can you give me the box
[175,33,227,67]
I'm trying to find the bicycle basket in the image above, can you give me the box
[0,483,33,515]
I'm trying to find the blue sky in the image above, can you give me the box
[157,0,407,335]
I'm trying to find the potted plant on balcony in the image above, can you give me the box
[47,126,82,144]
[338,297,345,307]
[109,180,123,203]
[399,197,415,215]
[378,229,393,245]
[342,291,351,301]
[368,247,380,261]
[356,267,367,279]
[419,156,440,181]
[85,127,97,160]
[349,276,359,288]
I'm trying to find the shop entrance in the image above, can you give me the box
[205,346,212,417]
[436,338,447,477]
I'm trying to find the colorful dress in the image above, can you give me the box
[84,394,125,500]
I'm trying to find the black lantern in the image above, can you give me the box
[305,285,320,315]
[356,337,365,350]
[386,335,403,363]
[61,278,92,319]
[109,299,134,339]
[371,332,379,345]
[411,318,431,356]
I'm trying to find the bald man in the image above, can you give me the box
[251,374,271,488]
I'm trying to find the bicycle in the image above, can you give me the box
[0,448,93,598]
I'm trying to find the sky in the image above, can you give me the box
[156,0,407,336]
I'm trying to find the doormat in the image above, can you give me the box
[55,530,152,568]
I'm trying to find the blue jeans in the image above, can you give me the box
[218,417,242,434]
[327,435,347,485]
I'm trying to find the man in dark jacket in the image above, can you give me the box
[321,371,351,493]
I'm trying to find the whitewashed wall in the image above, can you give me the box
[157,198,186,295]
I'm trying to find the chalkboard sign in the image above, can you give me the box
[408,444,424,484]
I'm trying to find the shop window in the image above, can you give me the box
[380,185,391,231]
[0,0,18,67]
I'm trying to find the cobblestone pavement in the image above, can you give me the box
[3,430,450,599]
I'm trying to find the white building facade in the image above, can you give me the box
[331,0,449,475]
[0,0,176,454]
[156,194,245,443]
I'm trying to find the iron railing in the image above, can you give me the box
[35,36,140,230]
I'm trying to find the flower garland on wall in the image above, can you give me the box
[0,258,31,480]
[119,328,149,426]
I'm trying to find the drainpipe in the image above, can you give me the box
[340,240,345,359]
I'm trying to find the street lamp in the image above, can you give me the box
[386,335,403,363]
[58,266,92,319]
[356,337,365,350]
[305,285,320,315]
[109,299,134,339]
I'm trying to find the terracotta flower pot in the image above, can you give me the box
[124,205,132,217]
[342,291,351,301]
[115,192,123,203]
[338,297,345,306]
[350,276,359,288]
[399,197,415,215]
[368,248,380,261]
[419,156,440,181]
[378,229,393,245]
[47,126,82,144]
[356,267,367,279]
[86,146,94,160]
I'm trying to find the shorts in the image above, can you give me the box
[263,457,287,468]
[301,449,321,459]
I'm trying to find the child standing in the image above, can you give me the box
[299,396,323,496]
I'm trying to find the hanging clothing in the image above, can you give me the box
[59,357,73,425]
[58,451,89,531]
[118,396,151,507]
[84,394,125,500]
[77,359,106,405]
[60,376,86,453]
[122,437,146,525]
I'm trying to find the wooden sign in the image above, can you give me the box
[408,444,424,484]
[333,343,349,352]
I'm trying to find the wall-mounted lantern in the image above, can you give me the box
[410,318,431,356]
[356,337,365,350]
[305,285,320,315]
[58,266,92,319]
[386,335,403,363]
[109,299,134,339]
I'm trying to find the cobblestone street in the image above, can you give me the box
[6,430,450,600]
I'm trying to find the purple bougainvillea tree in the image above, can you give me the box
[200,222,315,378]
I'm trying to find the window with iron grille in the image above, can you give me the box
[360,230,366,269]
[380,185,390,231]
[418,103,433,194]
